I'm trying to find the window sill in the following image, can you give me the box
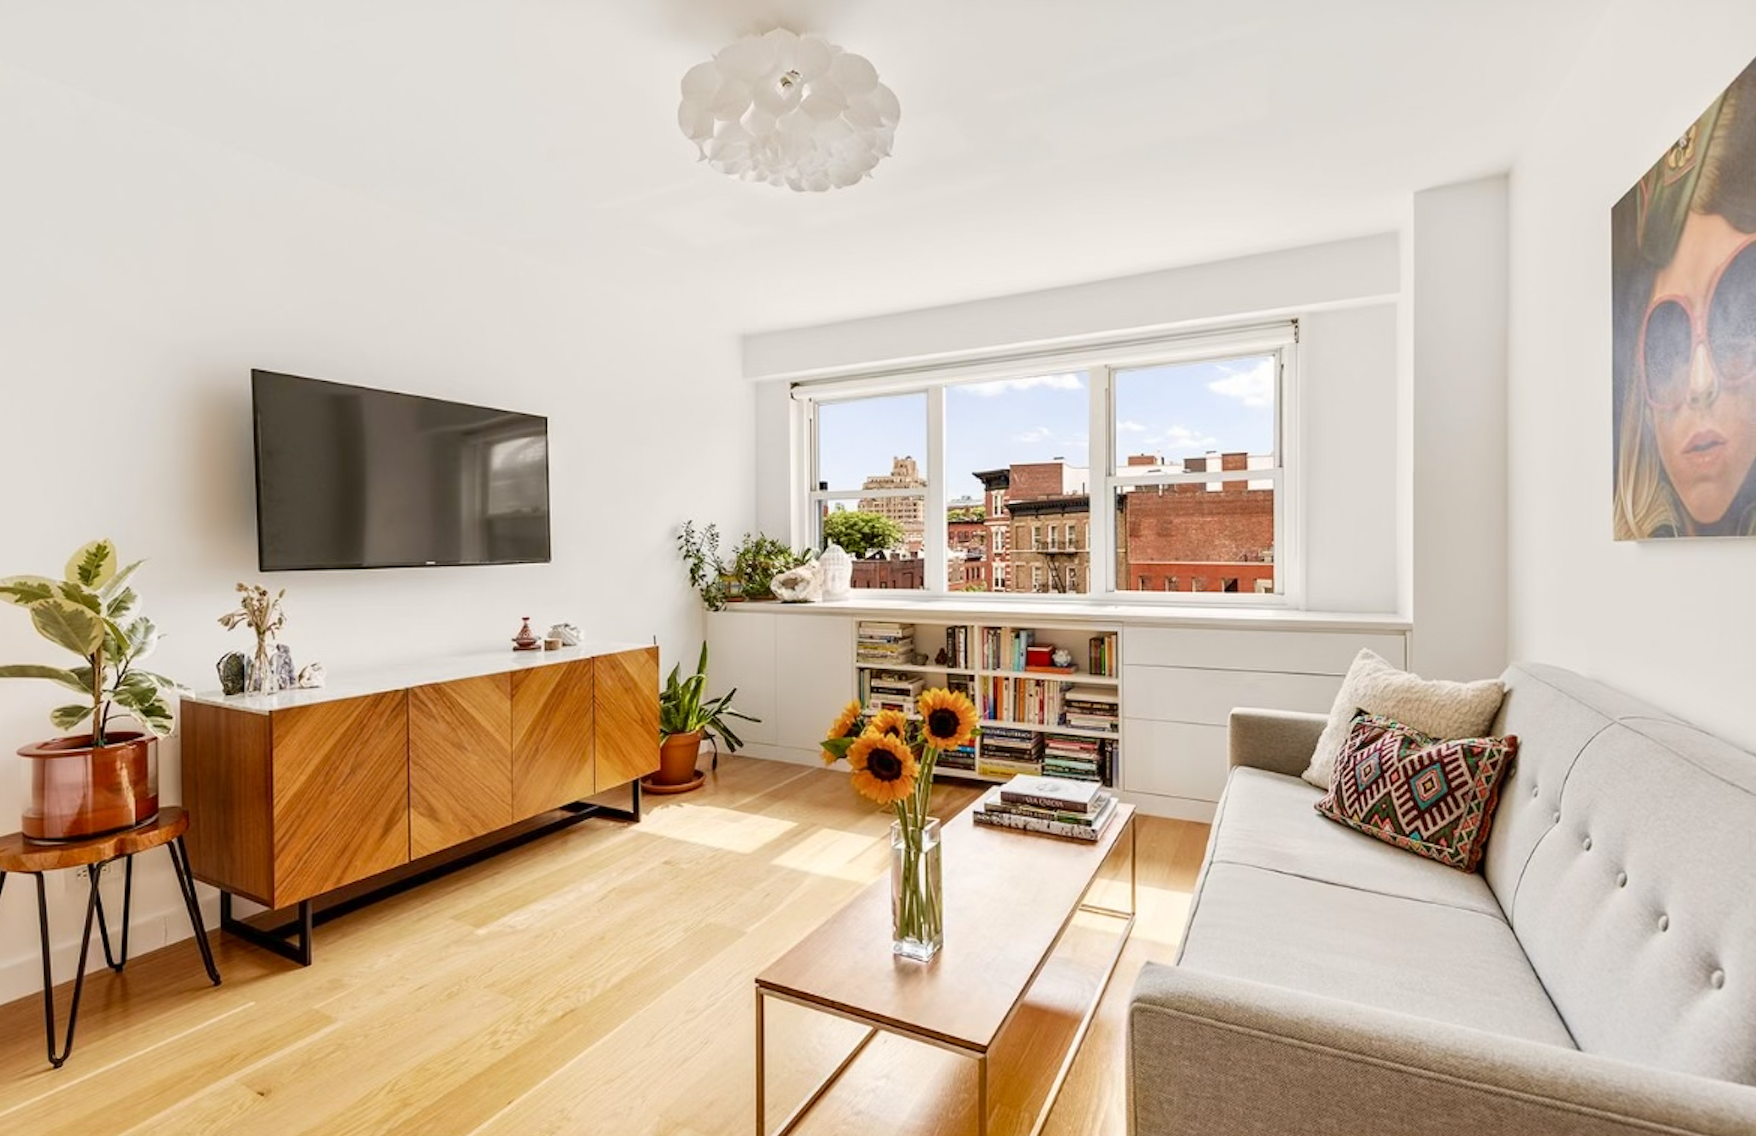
[709,594,1409,632]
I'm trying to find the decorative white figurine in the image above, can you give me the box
[819,542,852,601]
[295,662,327,689]
[547,622,582,647]
[1051,647,1075,669]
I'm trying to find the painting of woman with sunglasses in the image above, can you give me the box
[1613,57,1756,539]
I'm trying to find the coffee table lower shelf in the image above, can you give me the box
[754,807,1137,1136]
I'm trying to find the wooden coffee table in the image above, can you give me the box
[755,802,1136,1136]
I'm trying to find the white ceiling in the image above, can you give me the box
[1,1,1610,333]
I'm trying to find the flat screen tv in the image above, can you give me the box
[252,370,551,571]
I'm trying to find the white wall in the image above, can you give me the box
[744,235,1405,615]
[0,65,752,1002]
[1507,1,1756,749]
[1408,177,1511,680]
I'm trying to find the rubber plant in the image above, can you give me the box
[658,641,757,773]
[0,539,179,741]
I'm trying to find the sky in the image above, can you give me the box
[815,355,1277,496]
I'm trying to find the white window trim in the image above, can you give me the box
[792,321,1301,607]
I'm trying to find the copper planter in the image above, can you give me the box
[19,732,159,842]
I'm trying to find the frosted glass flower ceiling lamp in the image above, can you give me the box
[678,28,900,192]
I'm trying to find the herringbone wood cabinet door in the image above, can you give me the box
[511,659,596,817]
[595,648,659,791]
[271,691,410,906]
[409,674,514,859]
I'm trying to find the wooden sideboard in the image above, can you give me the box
[179,643,658,961]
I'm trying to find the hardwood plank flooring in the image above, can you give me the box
[0,757,1208,1136]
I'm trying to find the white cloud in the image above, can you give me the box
[1206,359,1275,408]
[1014,426,1054,444]
[963,373,1084,398]
[1117,420,1148,433]
[1148,425,1220,453]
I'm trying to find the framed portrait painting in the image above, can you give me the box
[1612,55,1756,540]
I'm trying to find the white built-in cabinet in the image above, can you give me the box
[1120,626,1407,820]
[707,606,1409,821]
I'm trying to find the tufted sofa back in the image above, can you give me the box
[1485,664,1756,1085]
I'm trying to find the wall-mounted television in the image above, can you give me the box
[252,370,551,571]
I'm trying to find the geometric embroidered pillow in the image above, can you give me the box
[1314,712,1519,873]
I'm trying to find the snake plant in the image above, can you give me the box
[659,642,757,767]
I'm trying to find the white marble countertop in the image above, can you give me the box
[182,640,651,716]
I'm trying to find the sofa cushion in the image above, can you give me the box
[1208,767,1505,918]
[1302,649,1505,789]
[1175,861,1575,1048]
[1509,714,1756,1086]
[1315,713,1518,872]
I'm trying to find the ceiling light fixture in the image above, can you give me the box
[678,28,900,192]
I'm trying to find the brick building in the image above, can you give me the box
[1115,452,1275,593]
[858,456,927,554]
[851,554,925,590]
[971,469,1013,591]
[947,513,989,590]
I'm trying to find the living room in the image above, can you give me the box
[1,2,1752,1134]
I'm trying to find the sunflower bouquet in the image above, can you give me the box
[821,688,979,960]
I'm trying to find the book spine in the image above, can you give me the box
[973,811,1102,842]
[999,791,1098,813]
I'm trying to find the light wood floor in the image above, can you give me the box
[0,757,1209,1136]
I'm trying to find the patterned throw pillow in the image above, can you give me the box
[1315,712,1519,872]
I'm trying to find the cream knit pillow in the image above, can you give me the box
[1301,650,1506,790]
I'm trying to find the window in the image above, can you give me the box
[1111,350,1285,598]
[808,393,927,590]
[795,323,1294,603]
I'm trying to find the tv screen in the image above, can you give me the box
[252,370,551,571]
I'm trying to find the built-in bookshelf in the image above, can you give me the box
[854,619,1123,788]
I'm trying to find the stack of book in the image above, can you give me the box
[935,739,978,774]
[862,670,924,714]
[1087,632,1119,677]
[857,621,915,665]
[1062,686,1119,732]
[1042,735,1113,784]
[976,726,1043,778]
[972,776,1118,842]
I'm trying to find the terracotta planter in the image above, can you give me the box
[19,732,159,842]
[655,730,705,788]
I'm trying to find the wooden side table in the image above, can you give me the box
[0,806,221,1068]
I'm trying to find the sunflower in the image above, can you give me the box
[867,708,910,740]
[917,688,977,751]
[822,700,865,764]
[847,732,919,805]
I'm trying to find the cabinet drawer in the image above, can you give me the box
[1124,666,1341,726]
[1124,627,1404,674]
[1121,719,1229,803]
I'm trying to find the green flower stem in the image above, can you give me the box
[893,744,944,951]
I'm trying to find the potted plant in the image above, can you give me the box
[655,642,757,792]
[0,540,181,840]
[729,533,807,601]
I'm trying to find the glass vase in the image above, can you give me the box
[245,634,280,695]
[890,816,943,962]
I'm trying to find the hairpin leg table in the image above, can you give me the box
[0,806,221,1068]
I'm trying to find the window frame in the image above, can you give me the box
[793,321,1300,607]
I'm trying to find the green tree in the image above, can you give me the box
[822,511,904,558]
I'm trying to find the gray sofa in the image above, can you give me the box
[1128,662,1756,1136]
